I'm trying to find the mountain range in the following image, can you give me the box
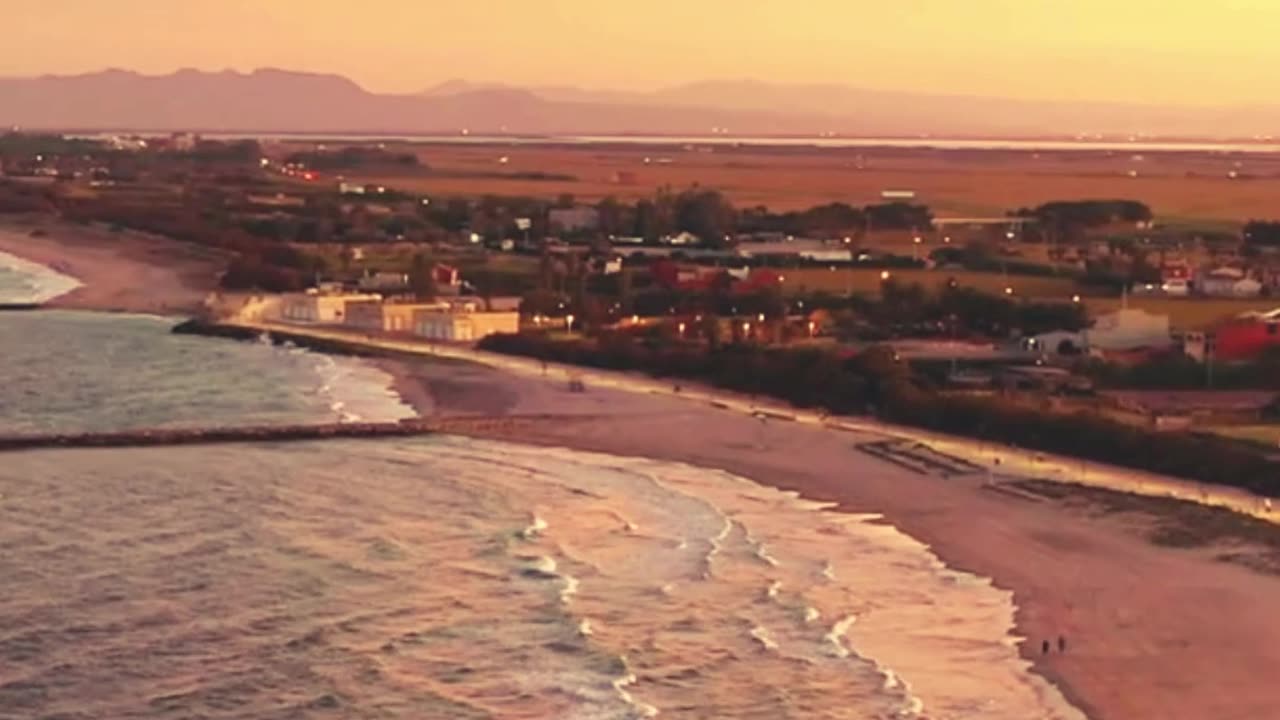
[0,68,1276,138]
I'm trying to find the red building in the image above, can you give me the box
[1211,309,1280,361]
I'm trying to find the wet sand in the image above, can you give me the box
[380,355,1280,720]
[0,217,226,314]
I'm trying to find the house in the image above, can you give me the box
[1210,309,1280,361]
[1083,308,1172,351]
[548,206,600,233]
[413,305,520,342]
[434,263,462,293]
[279,290,380,324]
[1198,267,1262,298]
[345,300,449,332]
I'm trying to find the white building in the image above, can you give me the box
[414,305,520,342]
[279,291,380,324]
[1083,308,1172,351]
[1199,268,1262,298]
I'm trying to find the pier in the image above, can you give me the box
[0,414,588,452]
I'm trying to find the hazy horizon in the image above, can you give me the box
[5,1,1278,107]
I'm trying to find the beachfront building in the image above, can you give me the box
[344,299,449,333]
[279,290,380,324]
[413,304,520,342]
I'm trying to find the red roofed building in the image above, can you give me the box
[1211,309,1280,361]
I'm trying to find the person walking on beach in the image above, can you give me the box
[1041,639,1050,655]
[1058,635,1066,653]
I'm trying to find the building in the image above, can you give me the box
[1198,267,1262,298]
[357,271,411,293]
[345,300,448,332]
[1211,309,1280,361]
[735,240,854,263]
[279,291,379,324]
[413,305,520,342]
[1083,308,1172,351]
[549,206,600,233]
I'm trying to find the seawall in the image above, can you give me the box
[0,415,588,452]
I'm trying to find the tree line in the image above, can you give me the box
[478,332,1278,496]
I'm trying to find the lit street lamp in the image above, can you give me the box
[677,322,686,335]
[565,314,575,332]
[880,270,891,281]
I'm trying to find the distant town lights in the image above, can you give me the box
[1072,294,1081,303]
[880,270,891,281]
[1004,286,1014,295]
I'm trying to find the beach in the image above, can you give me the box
[374,353,1280,720]
[0,217,226,314]
[5,223,1280,718]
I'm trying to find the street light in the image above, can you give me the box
[1071,294,1081,303]
[880,270,891,281]
[631,314,639,324]
[757,313,765,322]
[678,322,686,335]
[808,320,816,337]
[565,314,575,332]
[1004,286,1014,295]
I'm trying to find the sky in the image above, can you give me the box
[3,0,1276,105]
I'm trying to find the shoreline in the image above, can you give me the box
[8,237,1280,718]
[0,216,226,314]
[364,343,1280,720]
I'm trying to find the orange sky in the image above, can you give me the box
[4,1,1275,104]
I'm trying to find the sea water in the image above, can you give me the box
[0,308,1086,718]
[0,249,82,305]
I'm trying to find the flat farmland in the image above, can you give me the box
[328,142,1280,222]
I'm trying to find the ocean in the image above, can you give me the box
[0,261,1085,719]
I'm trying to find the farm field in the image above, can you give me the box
[307,141,1280,222]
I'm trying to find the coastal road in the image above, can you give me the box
[236,320,1279,524]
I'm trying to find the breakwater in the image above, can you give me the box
[0,414,590,452]
[172,318,410,360]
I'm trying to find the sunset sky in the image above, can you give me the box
[4,1,1275,105]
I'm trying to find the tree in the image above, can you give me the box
[674,188,736,245]
[409,253,437,301]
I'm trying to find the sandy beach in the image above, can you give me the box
[0,216,226,314]
[6,224,1280,719]
[374,353,1280,720]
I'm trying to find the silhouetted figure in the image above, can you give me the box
[1058,635,1066,653]
[1041,639,1050,655]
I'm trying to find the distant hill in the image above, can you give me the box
[2,68,1278,138]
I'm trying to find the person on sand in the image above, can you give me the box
[1041,639,1050,655]
[1058,635,1066,653]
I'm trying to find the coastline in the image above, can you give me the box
[0,216,226,314]
[370,350,1280,720]
[7,232,1280,718]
